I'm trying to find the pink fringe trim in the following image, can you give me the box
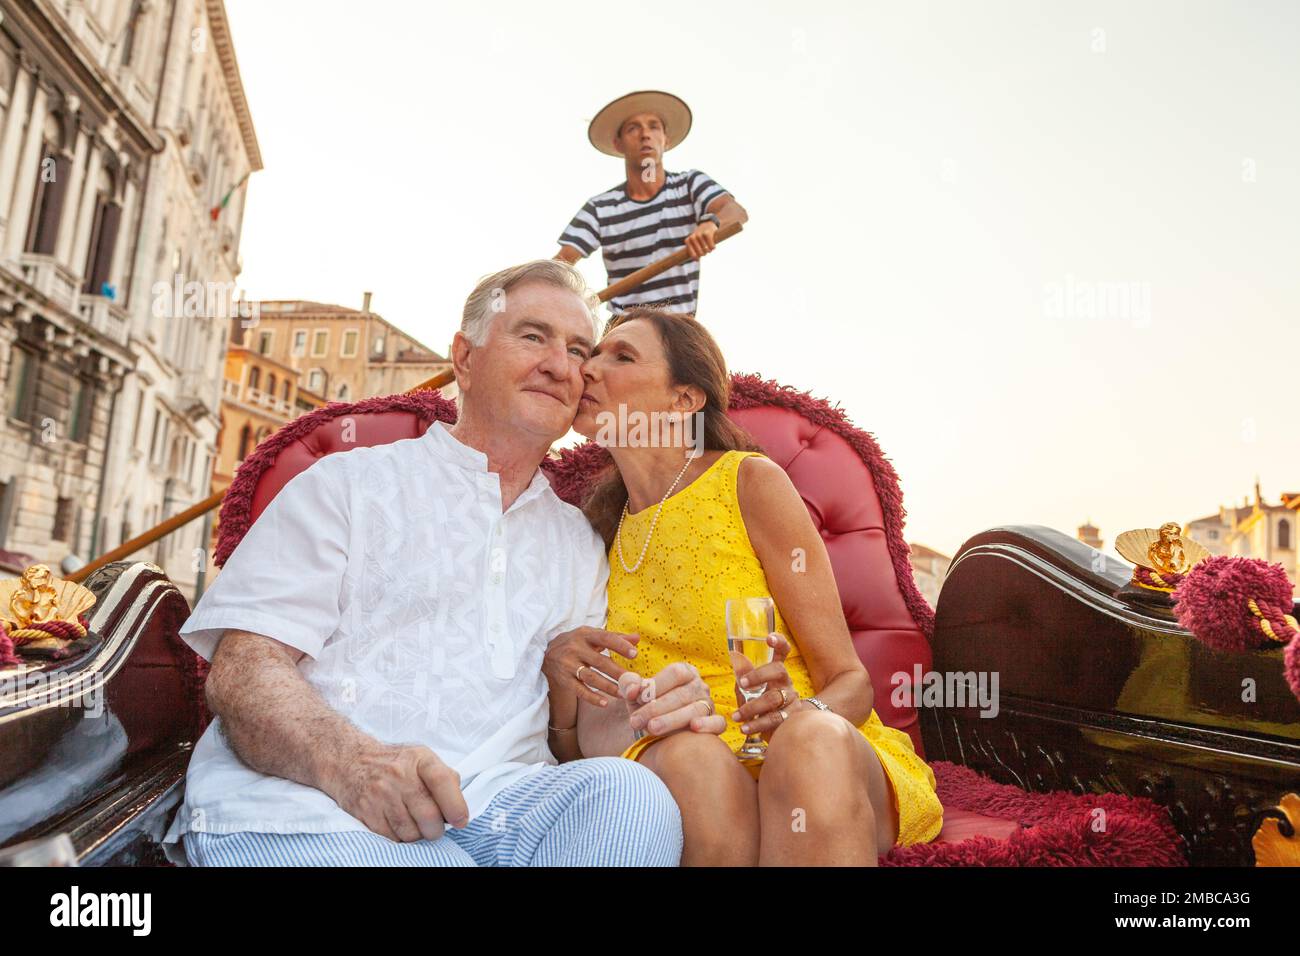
[884,761,1186,866]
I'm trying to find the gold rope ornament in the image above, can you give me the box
[0,565,95,651]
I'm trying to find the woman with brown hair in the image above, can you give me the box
[543,308,942,865]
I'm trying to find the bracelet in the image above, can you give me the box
[548,724,577,734]
[699,212,721,228]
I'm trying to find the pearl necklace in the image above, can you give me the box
[616,456,694,574]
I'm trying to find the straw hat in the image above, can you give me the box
[587,90,693,157]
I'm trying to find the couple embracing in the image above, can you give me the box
[165,260,942,867]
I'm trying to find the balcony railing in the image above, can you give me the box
[77,296,130,348]
[18,254,80,312]
[238,386,292,417]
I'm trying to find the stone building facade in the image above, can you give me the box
[0,0,161,567]
[0,1,260,597]
[97,0,260,598]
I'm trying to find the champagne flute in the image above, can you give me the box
[726,596,775,764]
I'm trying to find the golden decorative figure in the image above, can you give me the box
[1253,793,1300,867]
[0,565,96,632]
[1115,524,1210,575]
[10,565,60,626]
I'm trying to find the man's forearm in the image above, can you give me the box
[206,631,375,797]
[712,196,749,228]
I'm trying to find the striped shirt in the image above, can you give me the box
[558,170,728,315]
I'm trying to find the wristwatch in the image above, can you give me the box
[699,212,721,228]
[804,696,831,713]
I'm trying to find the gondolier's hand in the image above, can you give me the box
[624,662,727,736]
[684,220,719,259]
[543,626,637,708]
[332,741,470,843]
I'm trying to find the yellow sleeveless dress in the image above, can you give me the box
[607,450,943,847]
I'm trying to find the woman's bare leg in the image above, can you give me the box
[638,732,759,866]
[756,710,897,866]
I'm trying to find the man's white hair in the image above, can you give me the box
[460,260,600,346]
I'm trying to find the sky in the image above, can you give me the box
[224,0,1300,559]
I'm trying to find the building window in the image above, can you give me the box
[372,335,385,356]
[1280,520,1292,550]
[247,366,260,391]
[266,373,277,398]
[257,330,273,355]
[153,415,170,467]
[5,347,35,422]
[67,376,94,443]
[282,380,291,401]
[82,185,123,296]
[238,423,253,460]
[336,383,350,401]
[292,330,307,357]
[341,329,359,357]
[1208,530,1219,540]
[26,139,72,255]
[311,330,328,357]
[307,369,324,393]
[53,496,74,542]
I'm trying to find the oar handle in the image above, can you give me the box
[597,220,743,303]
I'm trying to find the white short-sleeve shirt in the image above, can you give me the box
[166,421,608,837]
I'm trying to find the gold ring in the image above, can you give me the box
[700,697,715,716]
[778,687,790,706]
[575,664,588,682]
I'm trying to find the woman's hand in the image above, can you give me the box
[542,626,638,712]
[731,633,807,740]
[624,663,727,737]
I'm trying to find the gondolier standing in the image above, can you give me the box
[554,91,748,316]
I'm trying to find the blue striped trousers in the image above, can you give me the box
[185,757,682,867]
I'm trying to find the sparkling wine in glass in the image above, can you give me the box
[726,597,776,764]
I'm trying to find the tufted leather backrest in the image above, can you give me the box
[728,404,932,756]
[214,392,458,567]
[249,412,436,524]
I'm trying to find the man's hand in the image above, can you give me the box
[683,220,719,260]
[330,741,470,843]
[622,662,726,737]
[543,626,638,709]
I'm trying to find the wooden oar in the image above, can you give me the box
[66,223,745,583]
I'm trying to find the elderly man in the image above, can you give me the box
[164,261,715,866]
[554,90,749,316]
